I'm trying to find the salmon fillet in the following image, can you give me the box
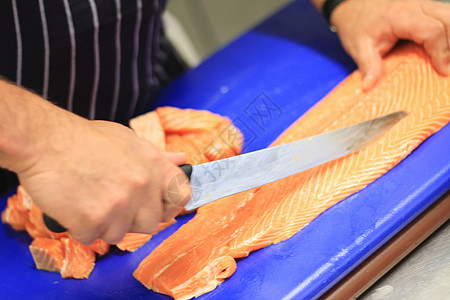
[133,43,450,299]
[2,107,242,278]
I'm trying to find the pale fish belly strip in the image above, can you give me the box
[133,43,450,299]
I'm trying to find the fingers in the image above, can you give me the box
[162,151,192,219]
[328,0,389,91]
[100,214,134,244]
[21,115,193,245]
[163,151,188,165]
[331,0,450,92]
[128,183,163,234]
[340,35,385,91]
[401,18,449,75]
[126,153,190,233]
[421,1,450,43]
[391,1,450,76]
[161,161,192,221]
[72,154,189,243]
[352,0,450,89]
[349,38,385,91]
[67,192,133,245]
[421,1,450,75]
[162,170,191,221]
[67,216,107,245]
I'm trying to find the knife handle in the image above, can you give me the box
[179,163,192,180]
[43,164,194,233]
[43,213,66,233]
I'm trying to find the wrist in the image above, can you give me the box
[322,0,347,28]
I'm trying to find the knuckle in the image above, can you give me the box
[82,210,104,229]
[124,165,151,189]
[71,235,95,245]
[135,171,151,187]
[76,203,110,228]
[102,232,126,245]
[161,209,178,223]
[388,5,403,19]
[134,219,159,234]
[68,228,97,245]
[426,22,444,38]
[105,189,132,213]
[132,208,162,234]
[160,215,172,223]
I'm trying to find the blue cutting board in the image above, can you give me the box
[1,1,449,299]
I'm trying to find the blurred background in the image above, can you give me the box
[164,0,292,67]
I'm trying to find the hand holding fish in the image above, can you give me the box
[317,0,450,90]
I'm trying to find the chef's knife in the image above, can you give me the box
[182,110,407,210]
[44,111,407,232]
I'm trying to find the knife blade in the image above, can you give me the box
[182,110,407,210]
[43,110,406,233]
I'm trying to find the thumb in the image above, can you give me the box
[161,162,192,220]
[353,39,384,91]
[163,151,188,165]
[162,151,191,209]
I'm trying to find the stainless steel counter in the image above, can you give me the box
[360,220,450,300]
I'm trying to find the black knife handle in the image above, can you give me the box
[179,163,192,180]
[43,213,67,233]
[43,164,193,233]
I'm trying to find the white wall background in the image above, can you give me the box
[165,0,293,67]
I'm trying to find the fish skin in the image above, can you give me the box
[133,43,450,299]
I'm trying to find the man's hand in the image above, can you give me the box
[0,80,190,245]
[330,0,450,90]
[16,117,191,245]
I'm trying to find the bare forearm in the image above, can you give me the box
[0,78,191,244]
[0,79,44,172]
[0,79,82,173]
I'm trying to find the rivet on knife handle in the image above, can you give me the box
[43,164,193,233]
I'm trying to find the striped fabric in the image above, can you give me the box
[0,0,185,124]
[0,0,187,193]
